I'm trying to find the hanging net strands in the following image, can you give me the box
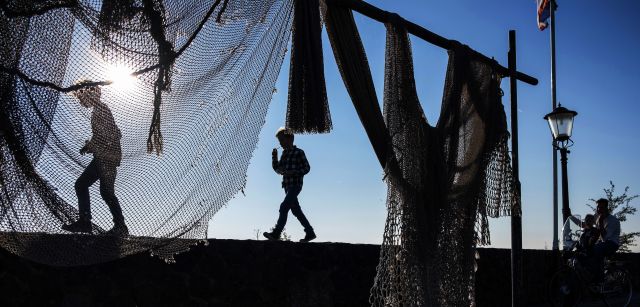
[1,0,294,266]
[285,0,332,134]
[320,1,519,304]
[3,4,524,307]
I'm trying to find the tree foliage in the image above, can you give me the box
[586,181,640,253]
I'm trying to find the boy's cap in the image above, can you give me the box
[275,127,293,137]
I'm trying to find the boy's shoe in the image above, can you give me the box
[62,219,92,233]
[106,223,129,237]
[263,231,280,241]
[299,230,316,243]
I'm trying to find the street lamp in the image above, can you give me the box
[544,104,578,224]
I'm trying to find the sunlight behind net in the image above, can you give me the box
[0,0,295,266]
[106,64,138,92]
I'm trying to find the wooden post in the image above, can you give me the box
[509,30,524,307]
[327,0,538,86]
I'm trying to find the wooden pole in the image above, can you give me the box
[328,0,539,86]
[509,30,524,307]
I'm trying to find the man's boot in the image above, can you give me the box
[107,217,129,237]
[263,231,281,241]
[299,229,316,243]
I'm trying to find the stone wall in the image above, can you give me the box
[0,239,379,307]
[0,238,638,306]
[475,248,640,306]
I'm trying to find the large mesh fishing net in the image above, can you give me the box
[368,22,518,306]
[1,0,294,265]
[2,0,520,304]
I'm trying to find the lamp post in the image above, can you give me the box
[544,105,578,226]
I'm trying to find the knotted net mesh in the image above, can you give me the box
[1,0,294,266]
[3,1,521,304]
[369,22,518,306]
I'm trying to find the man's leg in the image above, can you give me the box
[75,159,99,221]
[97,160,127,235]
[289,189,313,232]
[63,159,99,232]
[273,187,300,235]
[591,242,606,281]
[591,241,619,281]
[287,186,315,242]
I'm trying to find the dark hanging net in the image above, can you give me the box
[285,0,331,134]
[369,20,437,306]
[3,2,519,304]
[0,0,294,266]
[368,21,518,306]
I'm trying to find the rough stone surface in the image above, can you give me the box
[0,237,638,306]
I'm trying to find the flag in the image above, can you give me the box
[537,0,557,31]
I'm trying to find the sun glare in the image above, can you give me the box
[106,64,138,91]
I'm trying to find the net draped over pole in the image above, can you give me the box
[285,0,331,134]
[370,25,518,306]
[321,2,518,304]
[2,1,522,305]
[1,0,294,265]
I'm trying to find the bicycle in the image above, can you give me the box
[547,215,633,307]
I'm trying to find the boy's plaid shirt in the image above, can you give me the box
[272,146,310,189]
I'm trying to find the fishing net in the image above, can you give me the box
[321,2,515,304]
[1,0,295,266]
[3,0,520,304]
[368,22,519,306]
[320,3,518,304]
[285,0,331,134]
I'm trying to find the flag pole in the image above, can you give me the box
[550,0,559,252]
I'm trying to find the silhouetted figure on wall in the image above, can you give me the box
[577,214,599,254]
[590,198,620,281]
[263,127,315,242]
[62,80,128,236]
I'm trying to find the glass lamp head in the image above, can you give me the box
[544,105,577,142]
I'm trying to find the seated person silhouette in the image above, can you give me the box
[576,214,599,254]
[590,198,620,282]
[62,80,128,236]
[572,214,599,275]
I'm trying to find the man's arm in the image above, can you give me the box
[568,215,580,226]
[272,149,284,175]
[588,229,600,246]
[606,217,621,243]
[300,150,310,175]
[80,139,92,155]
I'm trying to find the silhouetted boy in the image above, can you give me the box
[62,80,128,236]
[577,214,599,253]
[263,127,316,242]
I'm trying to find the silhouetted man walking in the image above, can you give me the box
[62,80,128,236]
[263,127,316,242]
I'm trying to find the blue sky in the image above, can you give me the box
[208,0,640,251]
